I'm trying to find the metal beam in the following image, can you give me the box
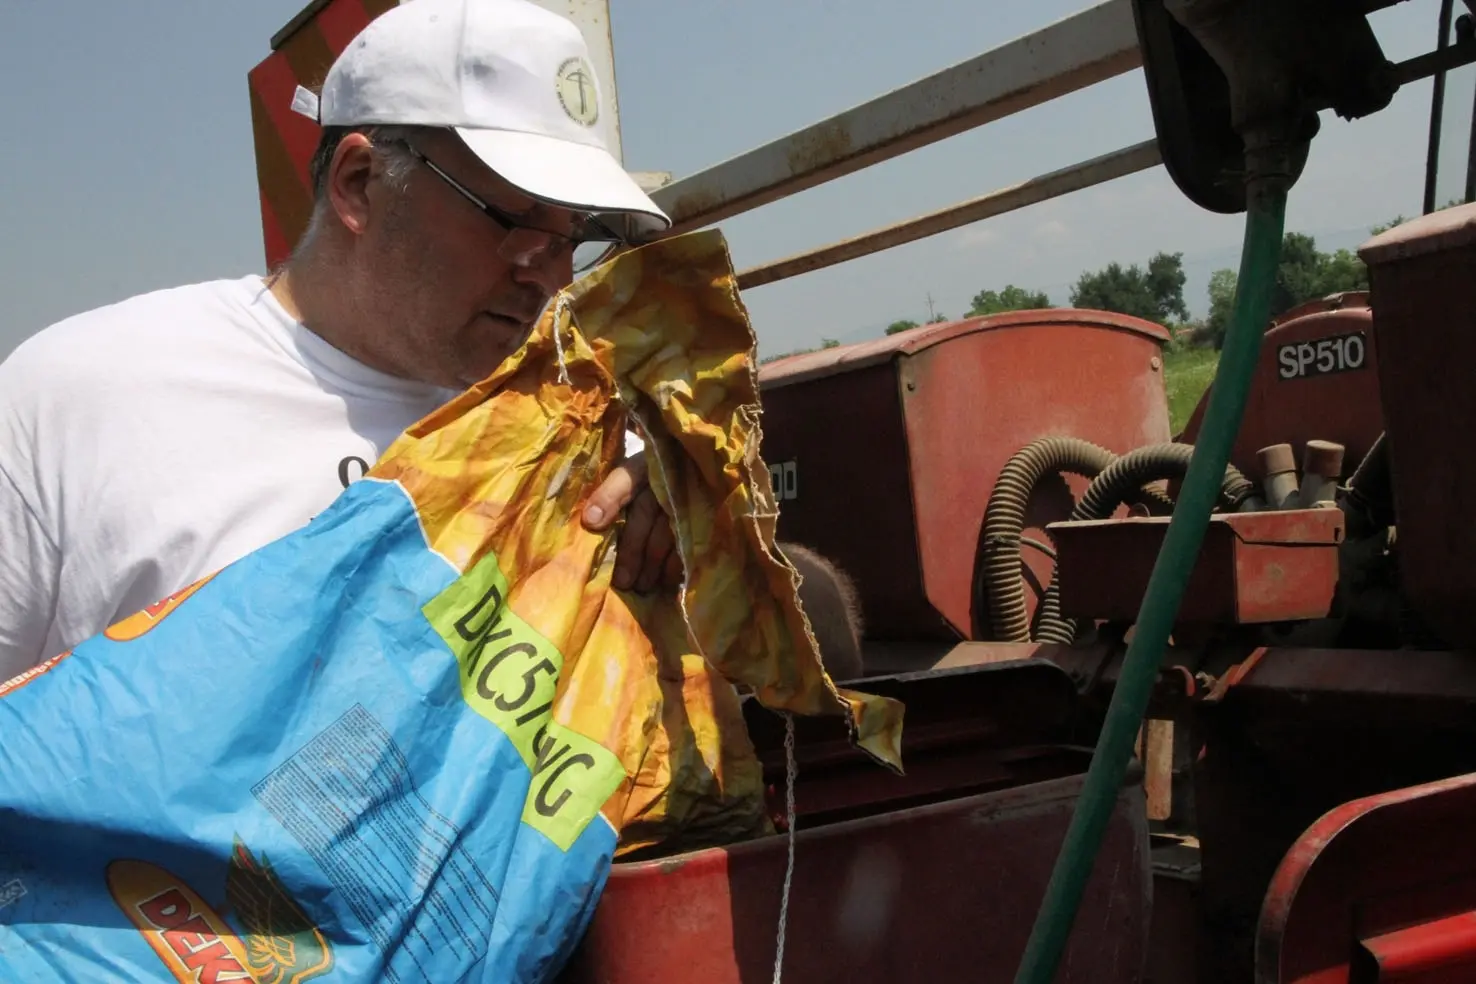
[651,0,1143,234]
[736,139,1162,290]
[1394,36,1476,87]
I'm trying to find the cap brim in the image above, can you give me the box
[454,126,671,241]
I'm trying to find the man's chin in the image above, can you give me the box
[451,317,531,385]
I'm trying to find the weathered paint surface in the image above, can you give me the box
[1257,772,1476,983]
[757,309,1171,643]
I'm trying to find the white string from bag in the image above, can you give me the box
[772,710,797,984]
[551,296,572,384]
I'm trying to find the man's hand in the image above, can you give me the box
[582,453,683,593]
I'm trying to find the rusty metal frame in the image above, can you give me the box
[642,2,1476,292]
[649,0,1143,234]
[736,140,1162,289]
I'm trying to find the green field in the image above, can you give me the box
[1163,346,1220,435]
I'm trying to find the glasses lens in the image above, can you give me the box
[572,240,619,274]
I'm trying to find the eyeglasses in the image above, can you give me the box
[398,142,626,273]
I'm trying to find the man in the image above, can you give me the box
[0,0,682,680]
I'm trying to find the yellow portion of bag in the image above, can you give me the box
[372,228,904,857]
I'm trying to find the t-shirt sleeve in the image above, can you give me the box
[0,459,60,681]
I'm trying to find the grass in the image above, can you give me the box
[1162,345,1220,435]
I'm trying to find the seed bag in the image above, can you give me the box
[0,229,904,983]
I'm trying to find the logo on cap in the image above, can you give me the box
[556,57,599,127]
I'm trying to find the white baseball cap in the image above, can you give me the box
[290,0,671,241]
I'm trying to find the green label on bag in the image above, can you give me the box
[424,551,624,851]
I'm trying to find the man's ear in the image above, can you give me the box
[325,133,377,236]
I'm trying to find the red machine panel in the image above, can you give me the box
[1178,292,1384,484]
[1361,204,1476,650]
[558,772,1149,984]
[557,660,1152,982]
[1049,508,1345,626]
[758,310,1173,642]
[1257,772,1476,983]
[248,0,398,270]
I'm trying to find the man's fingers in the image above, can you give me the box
[581,452,680,594]
[635,508,676,594]
[613,488,661,590]
[583,455,648,531]
[661,547,685,590]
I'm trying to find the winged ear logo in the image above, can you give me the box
[226,838,335,984]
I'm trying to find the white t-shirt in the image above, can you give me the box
[0,275,472,679]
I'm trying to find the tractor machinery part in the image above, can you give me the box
[1017,174,1290,984]
[1017,0,1377,970]
[557,661,1152,984]
[1295,439,1345,508]
[1259,443,1299,509]
[1032,442,1258,644]
[1344,431,1395,536]
[975,436,1116,643]
[978,438,1256,645]
[1178,292,1385,485]
[756,310,1172,647]
[1360,202,1476,651]
[1049,506,1345,628]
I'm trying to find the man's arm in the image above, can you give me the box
[0,461,61,681]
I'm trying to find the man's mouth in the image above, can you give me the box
[483,311,528,330]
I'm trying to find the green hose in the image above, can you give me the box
[1012,177,1289,983]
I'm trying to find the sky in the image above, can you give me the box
[1,0,1472,361]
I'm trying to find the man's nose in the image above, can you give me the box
[507,241,575,296]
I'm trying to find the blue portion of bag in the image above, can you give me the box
[0,478,615,984]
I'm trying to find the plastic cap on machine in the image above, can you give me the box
[289,0,671,241]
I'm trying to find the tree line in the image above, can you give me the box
[883,210,1448,351]
[760,205,1458,365]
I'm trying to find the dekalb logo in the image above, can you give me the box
[107,849,333,984]
[107,859,257,984]
[104,573,217,642]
